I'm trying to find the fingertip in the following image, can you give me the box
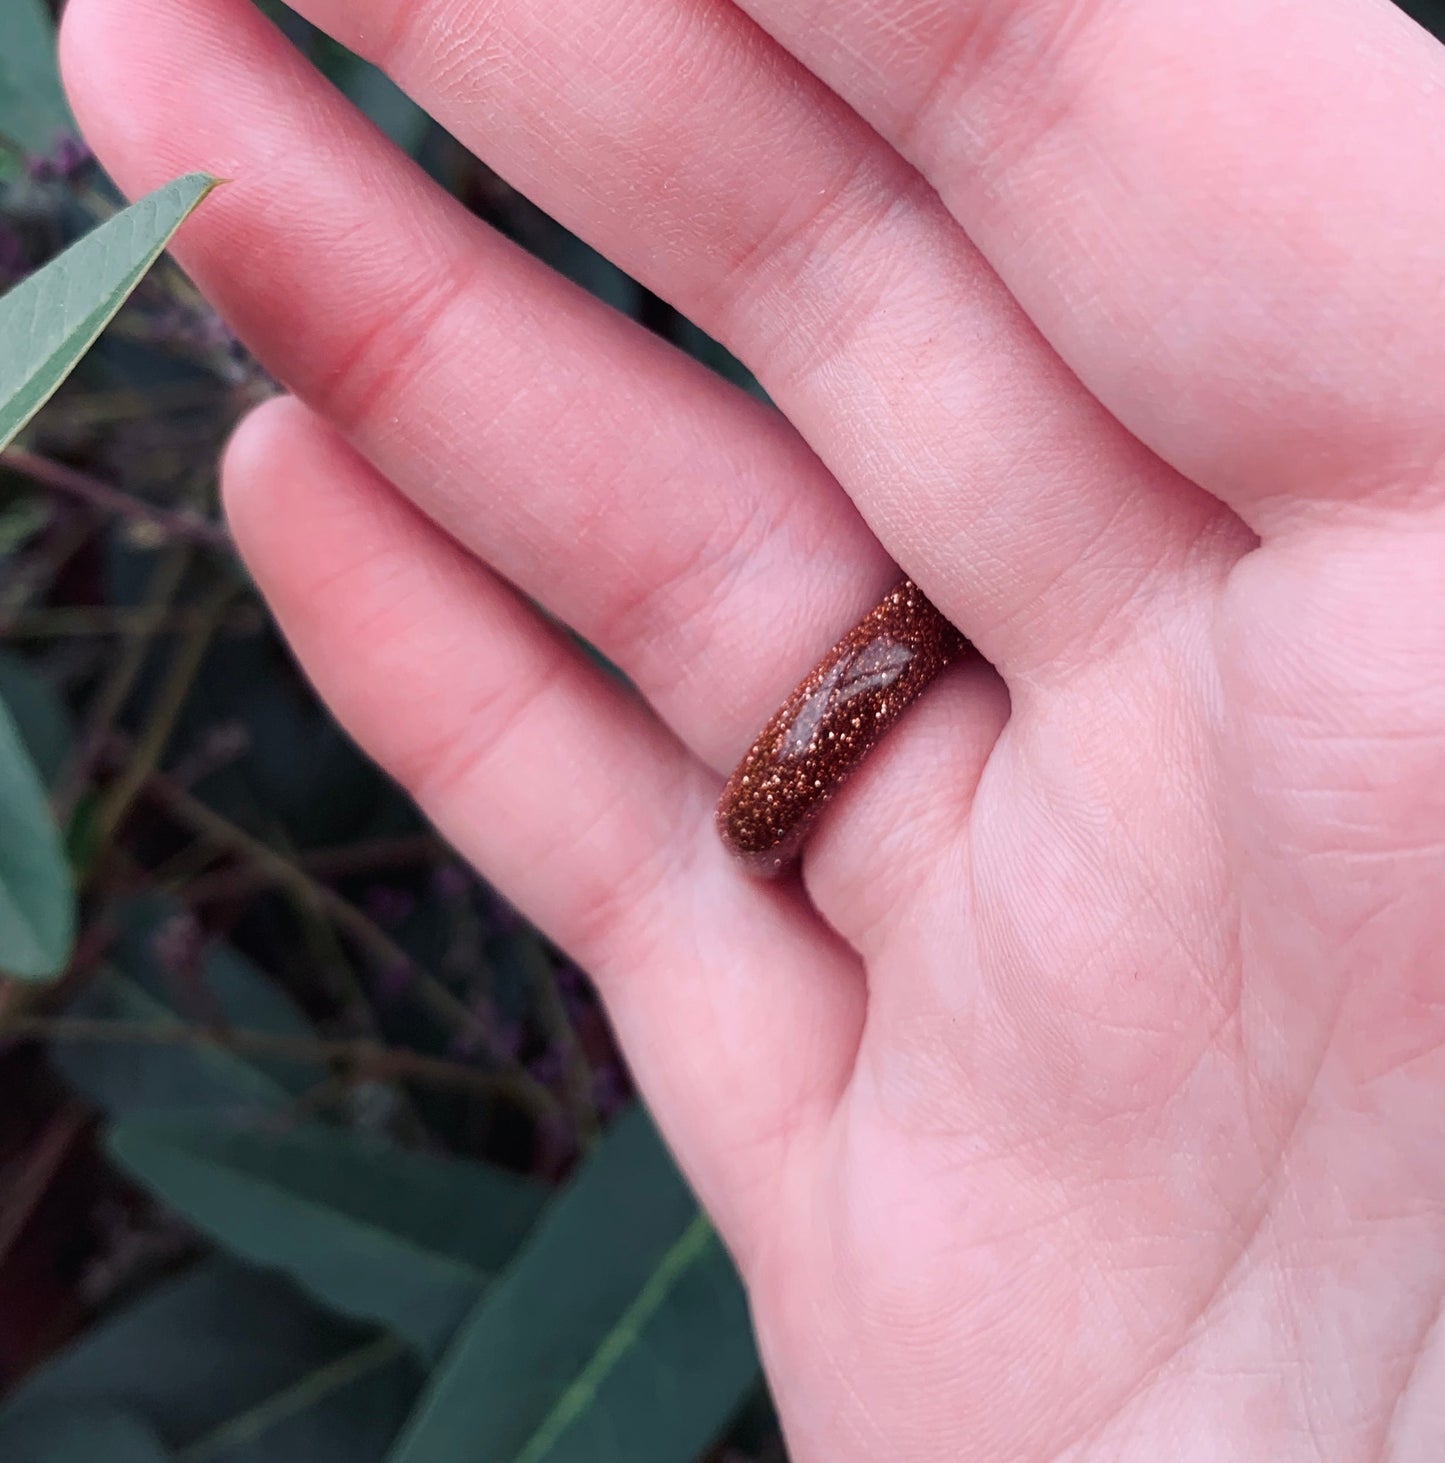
[58,0,115,157]
[61,0,272,203]
[57,0,106,119]
[220,394,393,596]
[220,395,448,623]
[220,393,312,535]
[60,0,164,181]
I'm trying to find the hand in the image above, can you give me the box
[61,0,1445,1455]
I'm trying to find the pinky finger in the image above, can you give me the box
[220,396,863,1253]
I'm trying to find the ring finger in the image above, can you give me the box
[256,0,1241,684]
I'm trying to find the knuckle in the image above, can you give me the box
[310,247,484,431]
[898,0,1117,175]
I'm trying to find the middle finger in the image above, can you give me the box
[286,0,1238,685]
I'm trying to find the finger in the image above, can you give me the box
[65,0,1240,691]
[61,0,999,933]
[58,0,892,775]
[724,0,1445,535]
[222,395,864,1251]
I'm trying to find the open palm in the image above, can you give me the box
[62,0,1445,1455]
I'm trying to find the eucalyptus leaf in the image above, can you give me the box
[0,1260,422,1463]
[670,315,770,403]
[388,1107,759,1463]
[341,61,432,157]
[0,647,71,785]
[0,172,217,452]
[542,230,642,319]
[108,1118,547,1358]
[0,685,73,978]
[0,1408,173,1463]
[0,0,72,154]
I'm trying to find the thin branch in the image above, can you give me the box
[49,380,222,427]
[1,1015,544,1105]
[139,773,562,1122]
[53,542,193,823]
[0,606,256,638]
[518,933,600,1147]
[180,833,447,906]
[3,446,231,550]
[0,512,100,616]
[0,1103,89,1269]
[92,575,238,846]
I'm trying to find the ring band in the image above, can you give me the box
[716,578,968,875]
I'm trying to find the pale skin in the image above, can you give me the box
[59,0,1445,1455]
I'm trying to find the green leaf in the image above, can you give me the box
[0,1260,423,1463]
[0,685,73,977]
[670,315,770,403]
[0,490,50,559]
[108,1118,547,1358]
[0,1409,173,1463]
[0,173,218,452]
[51,895,322,1115]
[340,61,432,157]
[388,1107,759,1463]
[0,648,72,785]
[0,0,73,154]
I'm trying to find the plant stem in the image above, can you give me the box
[1,1015,546,1105]
[92,575,238,847]
[50,380,222,426]
[53,542,192,824]
[0,512,98,615]
[0,606,256,638]
[180,832,446,904]
[519,934,600,1148]
[3,447,231,550]
[139,773,562,1122]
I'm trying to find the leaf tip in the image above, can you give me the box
[172,172,229,210]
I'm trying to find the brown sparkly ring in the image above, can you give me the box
[716,579,967,875]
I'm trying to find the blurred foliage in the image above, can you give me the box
[106,1117,549,1358]
[0,2,769,1460]
[0,688,70,977]
[2,1260,426,1462]
[0,0,71,158]
[388,1109,758,1463]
